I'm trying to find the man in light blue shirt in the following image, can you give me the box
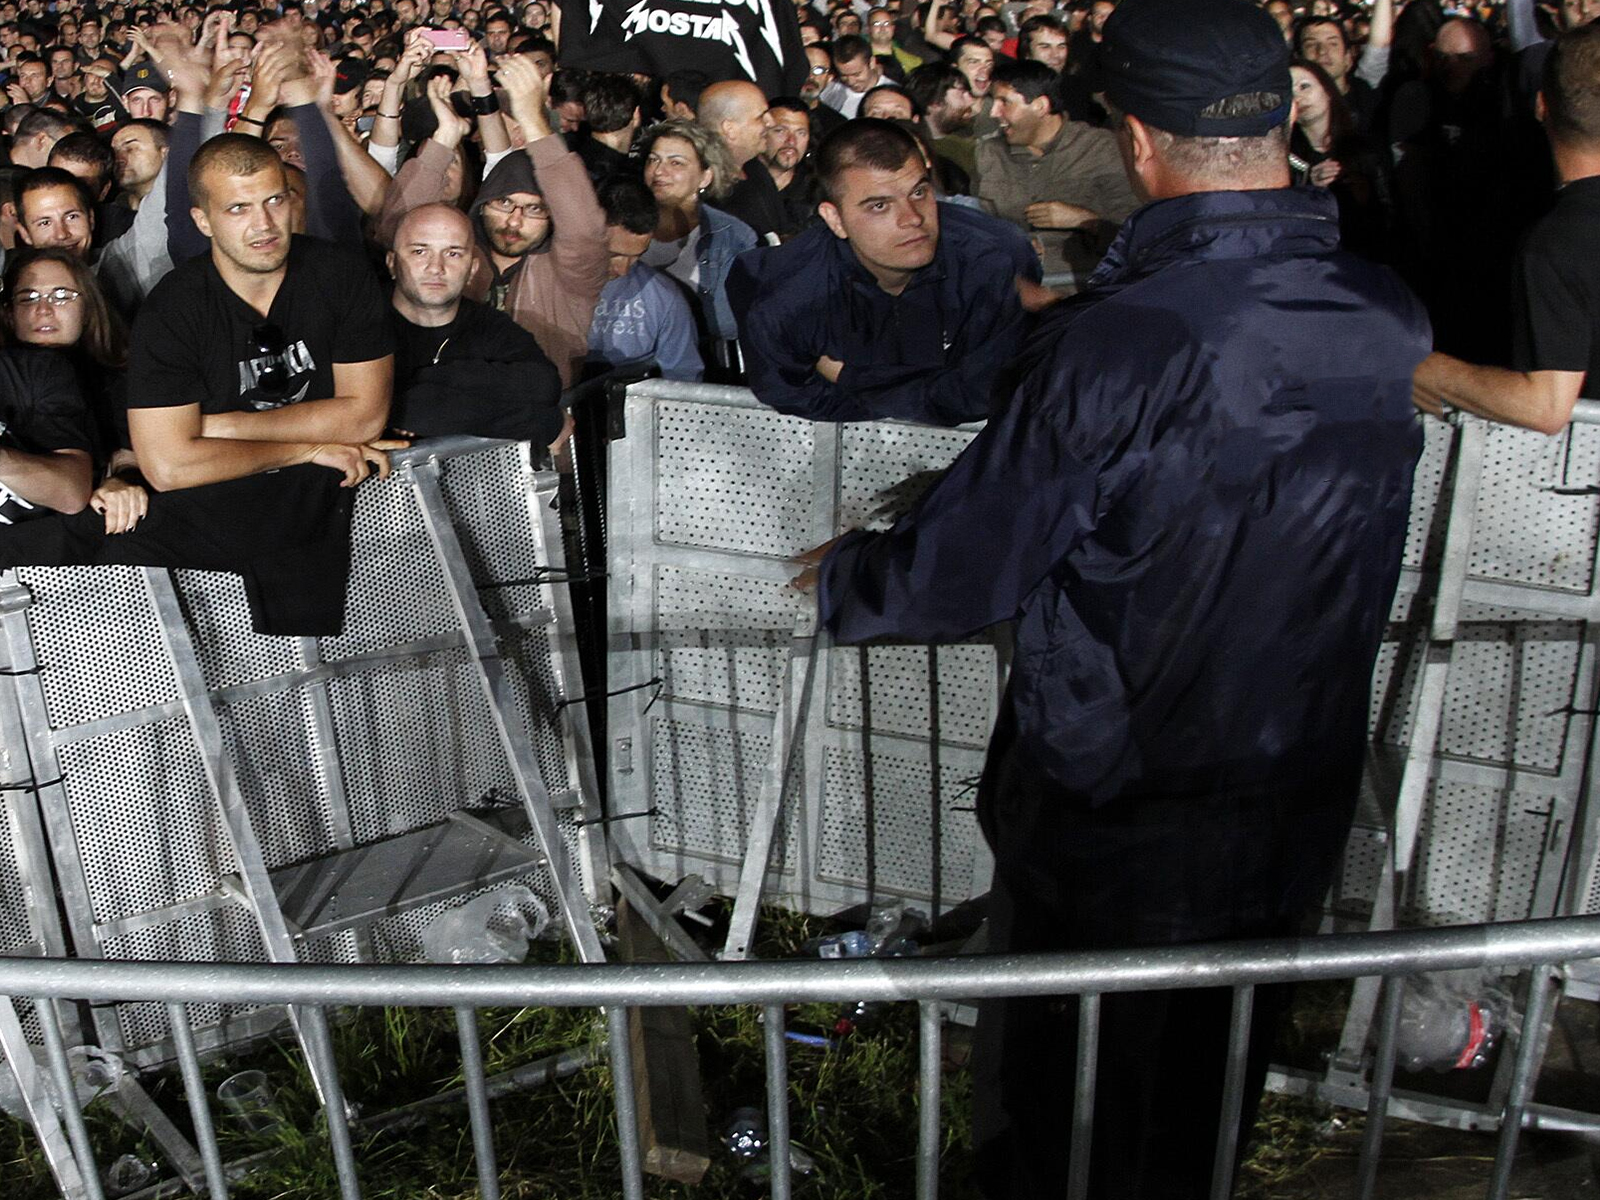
[586,176,703,382]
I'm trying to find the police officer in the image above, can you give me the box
[798,0,1432,1195]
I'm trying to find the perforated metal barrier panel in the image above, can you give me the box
[1345,420,1600,933]
[608,386,1600,957]
[606,382,999,921]
[0,439,602,1067]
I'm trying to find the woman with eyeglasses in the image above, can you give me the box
[639,119,757,366]
[1,249,144,534]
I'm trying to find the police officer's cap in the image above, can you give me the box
[1101,0,1291,138]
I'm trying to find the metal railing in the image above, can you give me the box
[5,914,1600,1200]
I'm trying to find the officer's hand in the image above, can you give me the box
[791,536,845,594]
[815,356,843,383]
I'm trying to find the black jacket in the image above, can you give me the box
[390,299,564,445]
[820,188,1431,813]
[728,201,1039,425]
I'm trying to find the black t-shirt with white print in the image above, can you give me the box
[0,347,93,527]
[128,234,393,416]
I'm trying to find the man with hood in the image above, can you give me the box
[379,53,608,389]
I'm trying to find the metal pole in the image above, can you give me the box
[294,1006,362,1200]
[453,1006,501,1200]
[1355,975,1406,1200]
[35,996,106,1200]
[1209,984,1255,1200]
[166,1003,229,1200]
[763,1004,793,1200]
[1067,993,1100,1200]
[605,1005,645,1200]
[1487,965,1555,1200]
[917,1001,942,1200]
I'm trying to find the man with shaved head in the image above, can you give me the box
[697,79,774,177]
[387,203,564,445]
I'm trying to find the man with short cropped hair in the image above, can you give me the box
[820,35,895,118]
[97,117,173,309]
[0,133,397,636]
[730,119,1039,424]
[9,106,77,169]
[977,57,1137,279]
[801,1,1432,1195]
[16,166,93,257]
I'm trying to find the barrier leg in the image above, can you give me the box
[166,1002,229,1200]
[409,458,607,965]
[917,1000,942,1200]
[454,1006,501,1200]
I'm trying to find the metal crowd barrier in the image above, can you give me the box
[2,915,1597,1200]
[0,437,609,1195]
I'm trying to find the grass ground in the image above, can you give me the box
[2,909,1595,1199]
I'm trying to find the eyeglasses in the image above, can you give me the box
[249,321,290,394]
[484,197,550,219]
[12,286,80,306]
[809,64,832,75]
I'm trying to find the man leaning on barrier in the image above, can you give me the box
[797,0,1432,1195]
[0,133,397,637]
[728,119,1039,427]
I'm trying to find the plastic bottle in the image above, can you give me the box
[1393,970,1511,1072]
[808,930,872,959]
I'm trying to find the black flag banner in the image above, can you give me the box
[555,0,808,98]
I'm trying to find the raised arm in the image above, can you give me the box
[923,0,957,53]
[454,40,509,156]
[373,79,469,247]
[500,55,607,291]
[278,53,365,245]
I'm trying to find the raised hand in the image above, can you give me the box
[497,53,552,139]
[426,73,471,148]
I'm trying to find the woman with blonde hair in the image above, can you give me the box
[638,117,757,350]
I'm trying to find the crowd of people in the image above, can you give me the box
[0,0,1590,1194]
[0,0,1576,618]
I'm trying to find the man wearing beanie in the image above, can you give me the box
[802,0,1432,1194]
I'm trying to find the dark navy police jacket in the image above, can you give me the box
[728,202,1040,426]
[819,188,1431,809]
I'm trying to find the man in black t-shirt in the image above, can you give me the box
[1414,23,1600,433]
[0,134,396,635]
[129,134,392,489]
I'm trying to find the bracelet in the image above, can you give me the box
[377,110,401,120]
[234,114,264,127]
[470,92,499,115]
